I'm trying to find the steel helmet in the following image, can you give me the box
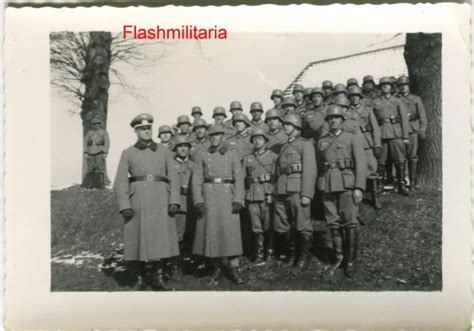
[379,76,393,86]
[191,106,202,115]
[282,96,297,107]
[192,118,208,130]
[271,89,284,99]
[304,87,313,96]
[177,115,192,125]
[332,84,347,95]
[334,96,351,108]
[232,113,251,126]
[325,104,347,120]
[158,124,173,136]
[250,102,264,112]
[265,108,283,122]
[173,135,192,150]
[347,86,364,97]
[293,84,305,93]
[363,75,375,84]
[397,75,410,85]
[282,113,302,129]
[230,101,243,111]
[208,124,226,135]
[212,106,227,118]
[322,80,333,89]
[310,87,324,96]
[250,127,269,142]
[346,78,359,87]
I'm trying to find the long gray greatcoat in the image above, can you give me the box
[192,144,245,257]
[114,141,181,261]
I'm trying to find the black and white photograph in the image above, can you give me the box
[50,31,443,292]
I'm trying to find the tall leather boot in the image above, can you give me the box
[330,229,344,271]
[209,257,222,284]
[221,257,244,285]
[409,159,419,190]
[149,260,168,291]
[371,178,383,209]
[377,165,386,191]
[254,233,265,266]
[344,227,359,278]
[129,261,147,291]
[396,163,410,196]
[283,231,296,267]
[295,233,312,270]
[264,230,274,263]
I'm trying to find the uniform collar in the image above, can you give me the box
[288,134,300,143]
[251,119,263,125]
[331,129,343,137]
[196,136,208,143]
[351,104,362,109]
[236,130,249,138]
[175,155,189,163]
[254,146,267,156]
[135,140,158,151]
[209,144,228,155]
[268,128,281,135]
[400,92,409,97]
[383,94,392,100]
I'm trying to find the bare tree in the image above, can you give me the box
[50,31,167,184]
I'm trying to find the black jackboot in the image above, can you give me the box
[377,165,386,191]
[209,258,222,284]
[344,227,359,278]
[254,233,265,266]
[282,231,296,267]
[330,229,344,271]
[409,159,419,190]
[149,260,169,291]
[129,261,147,291]
[295,233,312,269]
[221,258,244,285]
[396,163,410,196]
[264,230,274,263]
[371,178,383,209]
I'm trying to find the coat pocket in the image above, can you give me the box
[286,174,301,192]
[342,172,355,189]
[316,176,326,192]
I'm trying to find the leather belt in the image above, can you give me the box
[378,116,400,125]
[321,159,354,171]
[251,174,273,183]
[408,113,420,121]
[129,174,170,183]
[204,177,234,184]
[87,141,105,146]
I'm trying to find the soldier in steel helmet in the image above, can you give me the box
[274,114,317,270]
[331,83,348,100]
[322,80,334,103]
[348,86,383,209]
[264,108,288,154]
[114,113,181,290]
[191,106,203,121]
[192,124,245,285]
[225,113,253,162]
[372,76,411,196]
[281,96,298,116]
[316,105,366,277]
[304,87,313,106]
[158,125,175,150]
[302,87,327,140]
[346,78,359,89]
[190,118,210,160]
[362,75,379,103]
[270,89,285,110]
[396,75,427,190]
[176,115,194,141]
[293,84,307,113]
[224,101,244,135]
[243,127,278,266]
[212,106,234,139]
[249,101,269,132]
[83,117,110,189]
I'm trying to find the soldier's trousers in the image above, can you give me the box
[407,132,419,161]
[365,148,378,179]
[379,138,406,166]
[86,153,106,172]
[322,191,359,230]
[175,212,187,242]
[247,201,272,234]
[274,194,312,236]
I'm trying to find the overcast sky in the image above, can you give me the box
[51,32,405,188]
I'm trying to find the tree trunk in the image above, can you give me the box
[404,33,442,189]
[80,32,112,184]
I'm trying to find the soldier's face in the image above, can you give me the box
[381,83,392,94]
[272,96,283,105]
[294,91,304,101]
[159,132,171,143]
[136,126,153,141]
[349,95,361,105]
[283,123,296,136]
[214,114,225,124]
[363,82,375,91]
[176,144,190,158]
[311,94,324,105]
[399,84,410,94]
[178,123,190,134]
[234,121,246,132]
[252,136,266,149]
[192,113,202,120]
[251,110,262,121]
[231,109,243,116]
[323,87,332,96]
[283,105,296,112]
[267,118,280,130]
[328,116,343,130]
[209,133,224,146]
[194,126,207,138]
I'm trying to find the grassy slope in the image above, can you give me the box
[51,185,441,291]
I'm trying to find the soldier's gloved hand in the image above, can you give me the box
[402,139,410,145]
[352,189,364,205]
[373,147,383,158]
[194,203,205,218]
[419,131,426,140]
[168,204,180,216]
[301,196,311,207]
[84,153,89,159]
[120,209,135,221]
[231,202,243,214]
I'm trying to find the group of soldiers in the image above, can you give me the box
[113,74,427,290]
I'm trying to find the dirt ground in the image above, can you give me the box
[51,185,442,292]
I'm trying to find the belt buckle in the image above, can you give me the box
[215,178,222,184]
[146,174,154,182]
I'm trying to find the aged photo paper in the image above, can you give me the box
[4,3,471,328]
